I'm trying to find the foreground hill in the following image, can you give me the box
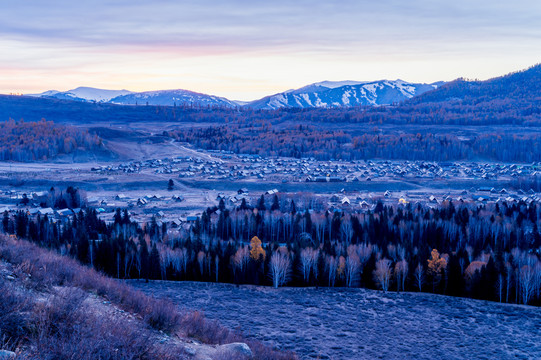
[246,80,440,109]
[132,281,541,360]
[0,235,294,359]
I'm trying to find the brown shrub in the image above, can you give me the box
[180,311,239,345]
[0,282,32,351]
[0,235,295,359]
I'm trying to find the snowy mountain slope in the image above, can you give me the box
[26,79,444,110]
[28,87,132,102]
[246,80,441,109]
[109,89,238,108]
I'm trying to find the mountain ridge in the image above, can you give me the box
[28,86,132,102]
[246,80,441,110]
[25,79,445,109]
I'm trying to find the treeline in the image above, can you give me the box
[167,122,541,162]
[3,194,541,306]
[0,119,101,161]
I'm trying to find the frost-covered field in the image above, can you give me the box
[130,281,541,360]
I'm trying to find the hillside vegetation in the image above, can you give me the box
[0,119,102,161]
[168,121,541,162]
[0,235,295,359]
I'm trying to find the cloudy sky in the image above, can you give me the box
[1,0,540,100]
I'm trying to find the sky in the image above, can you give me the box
[1,0,540,101]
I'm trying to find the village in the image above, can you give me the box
[89,149,541,184]
[1,164,540,235]
[0,143,540,231]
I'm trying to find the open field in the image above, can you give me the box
[130,281,541,360]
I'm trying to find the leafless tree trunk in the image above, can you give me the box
[270,249,291,288]
[325,255,337,287]
[374,258,392,292]
[395,259,408,292]
[414,262,424,292]
[215,255,219,283]
[300,247,318,285]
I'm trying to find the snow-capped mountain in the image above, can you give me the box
[245,80,442,110]
[28,87,132,102]
[26,79,444,110]
[109,89,237,108]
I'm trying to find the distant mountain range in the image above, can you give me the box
[2,64,540,126]
[19,64,541,111]
[28,87,132,102]
[247,80,443,109]
[26,80,444,109]
[109,89,238,108]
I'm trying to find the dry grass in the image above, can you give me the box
[0,235,296,360]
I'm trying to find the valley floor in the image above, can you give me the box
[130,281,541,360]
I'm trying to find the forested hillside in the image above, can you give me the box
[168,121,541,162]
[0,119,102,161]
[411,64,541,104]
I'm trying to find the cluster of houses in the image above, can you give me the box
[0,205,84,222]
[90,156,211,175]
[307,161,541,183]
[86,193,185,211]
[89,149,541,184]
[324,186,541,212]
[3,184,541,233]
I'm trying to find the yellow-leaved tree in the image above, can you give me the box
[427,248,448,292]
[249,236,266,261]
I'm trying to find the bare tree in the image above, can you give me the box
[167,247,189,277]
[197,251,206,278]
[355,243,374,285]
[300,247,319,285]
[345,246,361,287]
[232,246,250,282]
[373,258,392,292]
[340,215,353,245]
[414,262,424,292]
[325,255,338,287]
[519,255,538,304]
[394,259,408,292]
[505,261,513,303]
[312,214,326,244]
[215,255,220,283]
[496,273,504,303]
[270,248,291,288]
[387,244,397,262]
[124,249,133,278]
[534,260,541,300]
[134,251,142,279]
